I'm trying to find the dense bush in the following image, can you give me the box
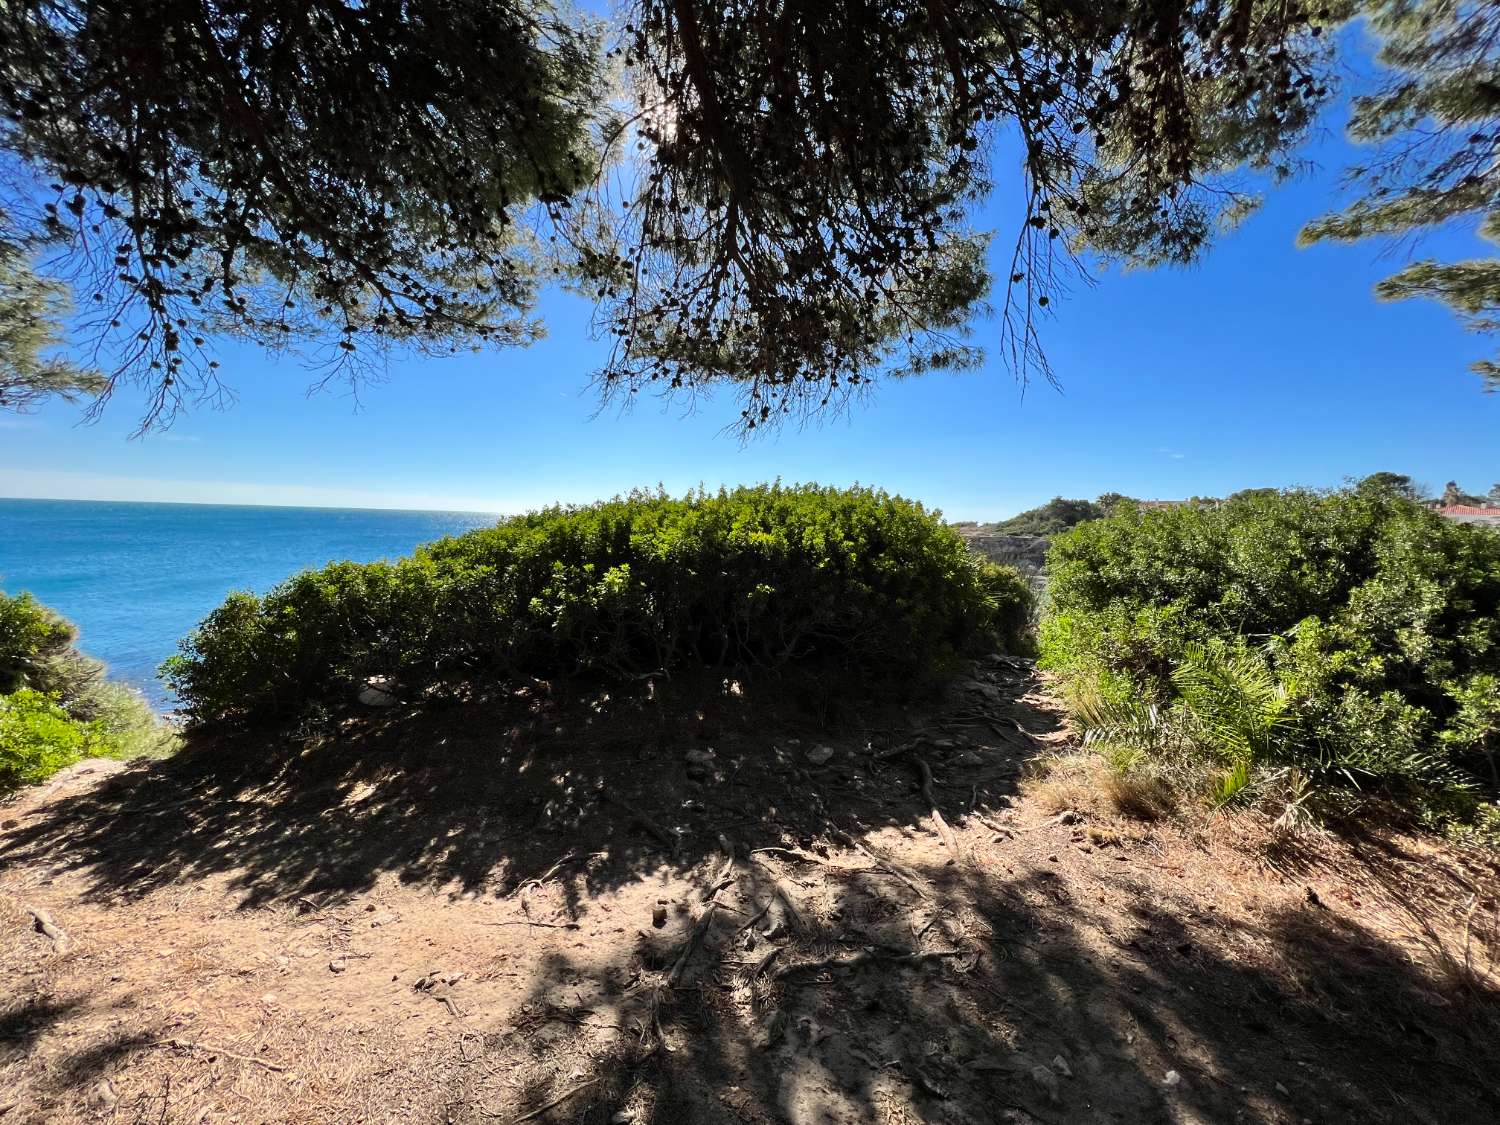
[1041,490,1500,827]
[166,485,1032,727]
[987,496,1109,536]
[0,589,174,795]
[0,589,92,696]
[0,688,103,791]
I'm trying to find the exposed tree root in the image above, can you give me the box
[828,830,930,900]
[773,948,964,981]
[912,757,961,860]
[26,906,70,954]
[491,1077,600,1122]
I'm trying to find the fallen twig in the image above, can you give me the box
[518,851,602,895]
[733,896,773,936]
[155,1039,287,1072]
[486,920,581,930]
[828,830,929,900]
[494,1077,600,1123]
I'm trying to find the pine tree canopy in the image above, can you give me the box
[8,0,1492,430]
[1299,0,1500,388]
[0,235,105,412]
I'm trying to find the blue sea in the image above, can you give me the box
[0,499,499,709]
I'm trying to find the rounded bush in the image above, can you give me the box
[166,485,1032,726]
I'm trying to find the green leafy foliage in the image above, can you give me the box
[1,0,1352,431]
[1041,490,1500,826]
[0,589,96,697]
[0,237,105,413]
[1357,471,1424,502]
[1298,0,1500,387]
[165,485,1032,728]
[986,496,1124,537]
[0,688,101,792]
[0,589,175,794]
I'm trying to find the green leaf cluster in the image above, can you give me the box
[0,237,105,413]
[1041,490,1500,826]
[1299,0,1500,386]
[0,589,175,794]
[165,484,1032,728]
[986,496,1119,537]
[0,688,104,792]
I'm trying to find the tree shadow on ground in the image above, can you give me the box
[0,658,1042,911]
[3,656,1497,1123]
[463,844,1500,1125]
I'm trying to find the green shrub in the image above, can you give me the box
[0,688,101,791]
[1041,490,1500,827]
[0,590,177,794]
[0,589,101,699]
[166,484,1032,727]
[987,496,1108,536]
[71,680,180,760]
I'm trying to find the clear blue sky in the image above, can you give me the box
[1,34,1496,521]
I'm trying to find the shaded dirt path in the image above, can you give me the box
[2,659,1497,1124]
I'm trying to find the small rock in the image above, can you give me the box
[805,745,835,766]
[413,969,465,991]
[1163,1070,1182,1089]
[684,747,716,767]
[329,957,347,974]
[358,676,397,706]
[652,904,668,928]
[610,1113,633,1124]
[1029,1064,1061,1104]
[260,993,278,1005]
[1276,1082,1290,1095]
[1051,1055,1072,1078]
[368,910,399,928]
[952,751,983,767]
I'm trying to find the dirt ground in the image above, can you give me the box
[2,657,1498,1124]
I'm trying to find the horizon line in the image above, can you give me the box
[0,494,505,517]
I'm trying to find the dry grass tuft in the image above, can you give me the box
[1096,769,1175,821]
[1020,751,1174,822]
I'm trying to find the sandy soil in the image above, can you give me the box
[2,658,1497,1124]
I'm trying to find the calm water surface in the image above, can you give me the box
[0,498,498,708]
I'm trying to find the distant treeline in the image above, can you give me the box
[961,474,1500,538]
